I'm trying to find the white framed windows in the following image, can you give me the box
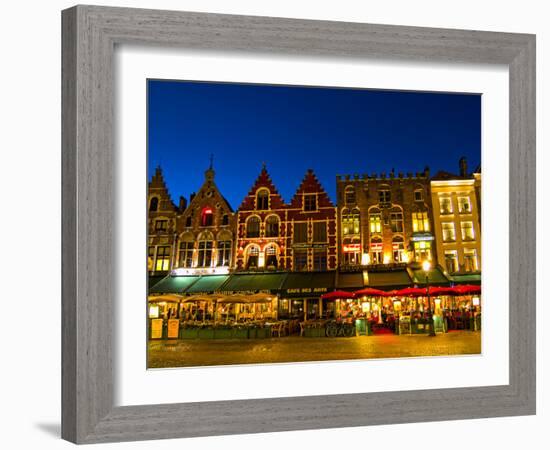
[444,250,459,273]
[461,221,475,241]
[256,189,269,210]
[439,196,453,215]
[464,248,478,271]
[442,222,456,242]
[246,216,261,238]
[458,196,472,214]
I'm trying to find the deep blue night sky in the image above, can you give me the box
[148,80,481,209]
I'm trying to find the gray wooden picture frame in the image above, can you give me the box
[61,5,536,444]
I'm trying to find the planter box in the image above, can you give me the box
[248,328,257,339]
[214,328,233,339]
[255,327,270,339]
[181,328,199,339]
[304,327,324,338]
[198,328,215,339]
[233,328,249,339]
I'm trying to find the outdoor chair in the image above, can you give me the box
[271,322,284,338]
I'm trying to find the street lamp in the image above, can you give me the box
[422,260,436,337]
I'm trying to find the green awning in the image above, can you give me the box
[366,270,412,288]
[185,275,230,293]
[449,273,481,284]
[148,275,166,289]
[148,275,200,294]
[281,272,335,297]
[411,267,450,286]
[220,272,288,293]
[336,271,365,290]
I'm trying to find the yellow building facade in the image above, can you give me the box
[430,177,481,278]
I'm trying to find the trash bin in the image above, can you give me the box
[355,318,367,336]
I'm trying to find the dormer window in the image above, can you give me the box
[201,207,214,227]
[256,189,269,210]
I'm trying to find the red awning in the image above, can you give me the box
[321,290,355,300]
[428,286,456,296]
[354,288,391,298]
[394,287,427,297]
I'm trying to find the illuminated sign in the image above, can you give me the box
[286,287,328,294]
[171,266,229,276]
[343,244,361,252]
[370,243,383,251]
[411,233,434,242]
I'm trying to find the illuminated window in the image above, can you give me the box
[154,219,168,232]
[378,189,391,203]
[392,237,405,262]
[201,207,214,227]
[246,216,260,238]
[313,222,327,242]
[342,208,360,236]
[265,215,279,237]
[149,197,159,212]
[442,222,456,242]
[197,240,213,267]
[178,241,194,267]
[369,212,382,233]
[343,239,361,265]
[414,190,423,202]
[444,250,459,273]
[293,222,308,243]
[458,196,472,213]
[413,240,431,262]
[147,246,155,271]
[440,197,453,215]
[390,211,403,232]
[461,221,475,241]
[313,248,327,271]
[256,189,269,210]
[246,246,259,269]
[304,194,317,211]
[464,248,478,271]
[265,244,278,268]
[412,211,430,232]
[294,249,308,271]
[154,246,171,271]
[345,186,356,204]
[217,240,231,267]
[370,238,383,264]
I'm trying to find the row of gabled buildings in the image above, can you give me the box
[148,157,481,293]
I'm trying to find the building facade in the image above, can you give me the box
[235,166,288,271]
[147,167,180,276]
[336,168,434,269]
[430,158,482,277]
[174,165,236,273]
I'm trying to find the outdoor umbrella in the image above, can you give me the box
[428,286,456,296]
[394,287,427,297]
[148,294,184,303]
[320,290,355,300]
[247,293,274,304]
[353,287,390,298]
[453,285,481,295]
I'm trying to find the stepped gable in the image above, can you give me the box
[148,166,177,211]
[238,165,286,210]
[289,169,334,208]
[186,165,234,213]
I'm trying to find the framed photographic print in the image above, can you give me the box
[62,5,536,444]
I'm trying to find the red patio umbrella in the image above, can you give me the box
[453,285,481,295]
[354,287,391,298]
[394,287,428,297]
[428,286,456,296]
[321,290,355,300]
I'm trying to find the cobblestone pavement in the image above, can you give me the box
[148,331,481,368]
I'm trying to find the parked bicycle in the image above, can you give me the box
[325,319,356,337]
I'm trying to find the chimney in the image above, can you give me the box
[459,157,468,177]
[179,196,187,212]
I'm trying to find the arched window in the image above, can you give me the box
[369,208,382,233]
[149,197,159,212]
[201,207,214,227]
[370,237,383,264]
[344,185,356,204]
[246,216,260,238]
[342,208,360,236]
[256,189,269,210]
[178,233,195,268]
[265,244,278,268]
[216,230,232,267]
[197,232,214,267]
[389,207,403,232]
[342,238,360,266]
[392,236,405,263]
[246,245,260,269]
[265,215,279,237]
